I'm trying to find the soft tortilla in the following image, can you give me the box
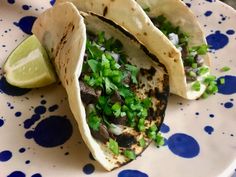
[56,0,210,99]
[33,2,169,171]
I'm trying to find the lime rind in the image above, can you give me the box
[3,35,57,88]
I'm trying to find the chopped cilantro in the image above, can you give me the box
[112,102,121,117]
[124,150,136,160]
[98,96,107,106]
[82,31,157,148]
[88,112,101,131]
[108,138,119,155]
[192,81,201,91]
[142,97,152,108]
[104,104,113,116]
[87,59,100,73]
[98,31,105,45]
[118,87,134,98]
[105,77,117,94]
[125,64,139,84]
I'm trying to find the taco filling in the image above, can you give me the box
[151,15,208,81]
[32,2,169,169]
[79,31,164,158]
[150,15,217,97]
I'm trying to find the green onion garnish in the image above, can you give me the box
[88,112,101,131]
[138,118,146,132]
[138,137,146,148]
[220,78,225,85]
[155,133,165,146]
[189,71,197,77]
[197,67,209,76]
[147,124,158,140]
[192,81,201,91]
[192,63,198,69]
[220,66,230,72]
[124,150,136,160]
[108,138,119,155]
[124,149,136,160]
[203,75,216,84]
[190,44,209,55]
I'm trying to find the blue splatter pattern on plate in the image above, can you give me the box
[0,0,235,177]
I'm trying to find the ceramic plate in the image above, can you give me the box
[0,0,235,177]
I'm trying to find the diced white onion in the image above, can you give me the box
[109,124,124,135]
[168,33,179,46]
[110,52,120,62]
[86,104,95,116]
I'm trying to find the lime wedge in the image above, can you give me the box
[3,35,57,88]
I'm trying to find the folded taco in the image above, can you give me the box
[32,2,169,171]
[56,0,213,99]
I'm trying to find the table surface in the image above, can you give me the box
[222,1,236,176]
[222,0,236,8]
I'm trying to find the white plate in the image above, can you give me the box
[0,0,235,177]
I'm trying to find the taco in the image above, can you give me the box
[56,0,213,99]
[32,2,169,171]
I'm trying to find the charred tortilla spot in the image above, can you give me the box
[116,133,137,148]
[143,32,147,36]
[148,67,156,75]
[63,40,67,44]
[168,50,176,58]
[140,68,147,75]
[55,22,74,58]
[140,67,156,80]
[147,108,155,121]
[90,2,93,6]
[131,7,135,11]
[66,58,70,64]
[163,74,170,93]
[60,34,67,43]
[147,75,152,81]
[139,46,166,72]
[147,22,150,26]
[103,6,108,16]
[65,67,67,74]
[141,83,145,88]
